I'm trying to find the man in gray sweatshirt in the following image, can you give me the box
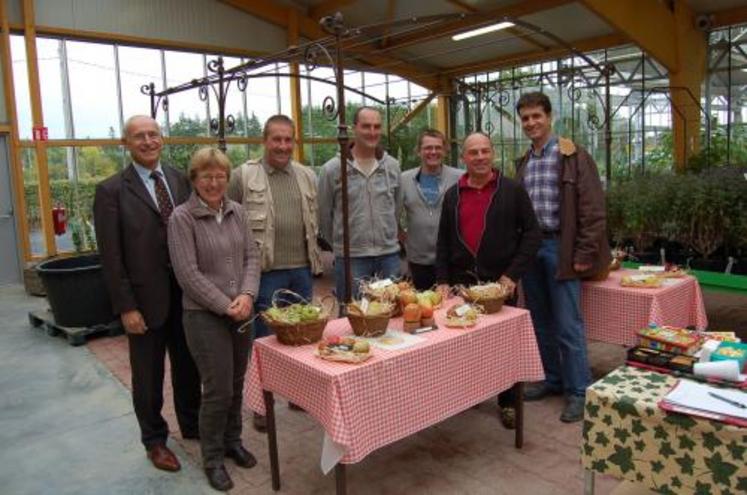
[400,129,463,290]
[318,107,402,302]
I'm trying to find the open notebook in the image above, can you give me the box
[661,379,747,426]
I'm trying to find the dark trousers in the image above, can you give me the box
[183,310,251,468]
[127,284,201,449]
[408,262,437,291]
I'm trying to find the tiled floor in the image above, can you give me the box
[10,252,725,493]
[83,254,625,494]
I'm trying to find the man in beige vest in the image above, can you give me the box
[227,114,322,429]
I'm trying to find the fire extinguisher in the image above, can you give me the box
[52,204,67,235]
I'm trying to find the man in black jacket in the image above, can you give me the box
[436,132,541,427]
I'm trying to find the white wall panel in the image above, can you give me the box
[18,0,287,54]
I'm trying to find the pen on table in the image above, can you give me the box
[412,325,438,334]
[708,391,747,409]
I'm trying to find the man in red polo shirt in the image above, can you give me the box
[436,132,541,428]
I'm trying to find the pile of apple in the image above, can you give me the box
[398,289,443,332]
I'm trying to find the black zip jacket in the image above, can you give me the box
[435,174,541,285]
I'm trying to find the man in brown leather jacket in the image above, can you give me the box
[514,92,611,423]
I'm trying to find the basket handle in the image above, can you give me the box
[271,288,311,308]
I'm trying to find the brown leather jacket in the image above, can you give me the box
[515,137,611,281]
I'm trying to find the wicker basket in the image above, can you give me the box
[260,290,335,346]
[347,313,390,337]
[263,316,327,346]
[462,294,504,314]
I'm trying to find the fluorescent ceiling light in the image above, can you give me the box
[452,22,514,41]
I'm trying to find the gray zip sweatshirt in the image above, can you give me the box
[400,165,464,265]
[318,149,402,257]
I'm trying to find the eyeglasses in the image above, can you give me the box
[198,174,228,183]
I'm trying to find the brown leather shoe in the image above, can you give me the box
[147,444,181,472]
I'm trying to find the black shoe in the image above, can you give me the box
[225,445,257,469]
[560,396,586,423]
[205,465,234,491]
[252,413,267,433]
[524,383,563,402]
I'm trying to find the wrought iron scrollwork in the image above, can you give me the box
[225,114,236,135]
[210,118,219,135]
[303,42,334,73]
[198,84,209,102]
[484,121,495,135]
[140,83,154,96]
[236,71,248,92]
[207,58,223,74]
[568,87,583,102]
[161,96,169,112]
[322,96,338,121]
[587,113,601,130]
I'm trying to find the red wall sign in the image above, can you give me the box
[32,126,48,141]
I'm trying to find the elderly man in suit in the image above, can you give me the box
[93,115,201,472]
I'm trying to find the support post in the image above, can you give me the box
[263,390,280,491]
[0,0,32,261]
[22,0,56,256]
[288,10,305,163]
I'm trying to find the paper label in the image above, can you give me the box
[369,278,393,290]
[360,298,370,314]
[638,265,665,272]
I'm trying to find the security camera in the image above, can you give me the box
[696,14,713,31]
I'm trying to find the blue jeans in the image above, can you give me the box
[334,252,401,302]
[522,238,591,397]
[254,267,313,339]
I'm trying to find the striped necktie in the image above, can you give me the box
[150,171,174,222]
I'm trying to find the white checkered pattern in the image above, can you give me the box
[581,270,708,346]
[245,304,544,464]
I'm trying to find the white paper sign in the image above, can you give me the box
[638,265,665,273]
[454,304,471,317]
[368,278,393,290]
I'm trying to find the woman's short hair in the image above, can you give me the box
[189,147,231,182]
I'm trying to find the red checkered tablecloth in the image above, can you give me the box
[581,269,708,346]
[245,303,544,464]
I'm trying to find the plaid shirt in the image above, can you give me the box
[522,136,560,232]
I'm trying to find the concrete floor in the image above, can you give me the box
[0,281,633,495]
[0,285,211,495]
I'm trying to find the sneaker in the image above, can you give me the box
[524,382,563,402]
[560,396,586,423]
[498,407,516,430]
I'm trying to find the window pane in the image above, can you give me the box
[245,64,279,128]
[10,35,32,139]
[21,148,44,256]
[277,63,291,116]
[36,38,67,139]
[118,45,164,129]
[66,40,120,138]
[165,51,208,137]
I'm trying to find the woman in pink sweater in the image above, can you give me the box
[168,147,260,492]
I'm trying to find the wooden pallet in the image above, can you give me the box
[28,309,123,346]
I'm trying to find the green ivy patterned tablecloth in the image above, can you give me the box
[582,366,747,495]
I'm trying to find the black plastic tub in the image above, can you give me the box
[36,254,115,327]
